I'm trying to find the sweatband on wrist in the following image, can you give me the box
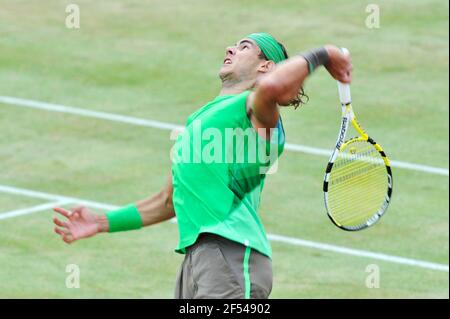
[106,204,142,232]
[301,47,330,74]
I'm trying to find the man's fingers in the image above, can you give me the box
[53,216,68,228]
[53,207,71,218]
[338,69,352,84]
[71,205,85,214]
[62,234,74,244]
[54,206,85,220]
[345,68,352,83]
[72,211,81,219]
[54,226,70,236]
[54,227,75,244]
[341,75,351,84]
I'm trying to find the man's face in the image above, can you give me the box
[219,38,267,83]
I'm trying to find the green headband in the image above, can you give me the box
[247,32,286,64]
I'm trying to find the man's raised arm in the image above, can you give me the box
[249,45,353,129]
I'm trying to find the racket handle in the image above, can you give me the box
[337,47,351,104]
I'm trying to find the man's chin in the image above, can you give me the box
[219,67,233,81]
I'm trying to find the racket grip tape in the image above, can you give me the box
[337,48,351,105]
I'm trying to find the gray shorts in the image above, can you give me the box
[174,233,272,299]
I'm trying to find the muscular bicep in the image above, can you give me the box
[248,83,280,131]
[249,56,310,130]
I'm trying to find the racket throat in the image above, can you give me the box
[335,115,351,150]
[351,116,368,139]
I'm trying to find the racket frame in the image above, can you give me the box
[323,55,393,230]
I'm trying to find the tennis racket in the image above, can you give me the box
[323,48,393,231]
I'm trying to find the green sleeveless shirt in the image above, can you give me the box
[172,90,285,258]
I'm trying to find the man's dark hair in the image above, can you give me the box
[258,42,309,109]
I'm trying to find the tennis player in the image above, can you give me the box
[52,33,352,299]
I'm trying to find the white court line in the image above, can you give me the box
[0,200,72,220]
[0,95,448,176]
[0,184,448,272]
[0,185,118,211]
[267,234,448,272]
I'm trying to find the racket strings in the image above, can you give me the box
[331,188,385,224]
[330,179,386,225]
[329,163,385,191]
[332,146,382,171]
[329,184,385,222]
[329,160,385,202]
[329,170,386,210]
[329,174,386,223]
[327,140,388,227]
[330,161,384,187]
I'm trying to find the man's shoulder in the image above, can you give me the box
[186,91,252,126]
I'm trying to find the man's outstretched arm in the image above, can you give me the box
[53,171,175,244]
[249,45,353,130]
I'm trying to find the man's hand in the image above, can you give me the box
[324,45,353,83]
[53,206,108,244]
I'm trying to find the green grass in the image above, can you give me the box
[0,0,448,298]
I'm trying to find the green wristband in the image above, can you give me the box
[106,204,143,232]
